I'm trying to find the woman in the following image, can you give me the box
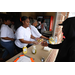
[15,16,38,53]
[0,17,15,61]
[29,19,49,42]
[41,17,75,62]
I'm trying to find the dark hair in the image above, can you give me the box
[21,16,28,21]
[11,17,16,22]
[41,18,45,23]
[4,16,11,21]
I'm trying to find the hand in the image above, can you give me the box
[35,38,40,41]
[11,38,15,41]
[41,41,48,46]
[32,41,39,45]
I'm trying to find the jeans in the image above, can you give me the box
[15,44,22,53]
[1,40,15,59]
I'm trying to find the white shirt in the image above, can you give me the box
[15,26,31,48]
[1,24,15,42]
[41,23,47,33]
[29,25,42,41]
[11,24,15,32]
[37,21,41,29]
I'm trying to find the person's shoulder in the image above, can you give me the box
[16,26,23,32]
[30,25,34,28]
[44,23,47,25]
[1,24,6,27]
[1,24,8,29]
[27,27,31,30]
[17,26,23,30]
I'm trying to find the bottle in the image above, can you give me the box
[55,36,57,43]
[49,37,55,44]
[22,46,27,54]
[32,46,36,54]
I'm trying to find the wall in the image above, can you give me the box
[44,12,56,19]
[21,12,36,18]
[21,12,56,19]
[55,12,69,43]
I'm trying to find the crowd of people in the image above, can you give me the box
[1,15,75,62]
[0,16,48,61]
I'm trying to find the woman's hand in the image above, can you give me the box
[35,38,40,41]
[2,37,14,41]
[32,41,39,45]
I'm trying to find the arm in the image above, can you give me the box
[19,39,33,44]
[45,26,47,31]
[19,39,38,44]
[40,35,49,40]
[31,35,35,39]
[1,37,14,41]
[31,35,40,40]
[48,44,62,49]
[41,41,62,49]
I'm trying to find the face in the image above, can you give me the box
[23,18,30,27]
[33,21,37,27]
[5,20,11,25]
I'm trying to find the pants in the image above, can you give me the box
[15,45,22,53]
[15,44,32,53]
[1,40,15,59]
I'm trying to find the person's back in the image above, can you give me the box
[55,38,75,62]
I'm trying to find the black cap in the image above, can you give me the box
[58,17,75,26]
[59,22,64,26]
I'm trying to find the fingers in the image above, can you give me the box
[41,41,48,46]
[35,38,40,41]
[33,41,39,45]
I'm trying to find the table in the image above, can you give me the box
[6,44,58,62]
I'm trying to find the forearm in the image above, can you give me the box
[40,35,49,40]
[19,39,33,44]
[48,44,61,49]
[2,37,14,41]
[31,35,35,39]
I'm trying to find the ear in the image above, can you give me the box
[22,21,24,24]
